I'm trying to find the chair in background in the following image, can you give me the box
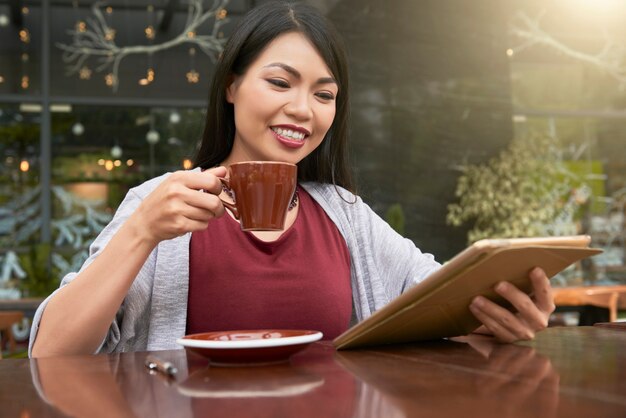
[0,311,24,358]
[553,285,626,324]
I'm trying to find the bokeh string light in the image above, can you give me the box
[19,2,30,90]
[103,5,116,42]
[72,1,92,80]
[186,47,199,84]
[139,3,156,86]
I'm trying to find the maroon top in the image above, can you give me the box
[187,186,352,340]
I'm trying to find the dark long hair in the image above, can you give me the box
[194,1,354,192]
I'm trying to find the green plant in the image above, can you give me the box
[385,203,406,235]
[447,134,588,243]
[18,244,60,297]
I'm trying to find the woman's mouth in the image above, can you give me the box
[271,126,308,149]
[272,127,306,140]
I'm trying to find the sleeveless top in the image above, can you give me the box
[186,186,352,340]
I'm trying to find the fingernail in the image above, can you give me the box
[496,281,508,292]
[472,296,484,308]
[531,267,543,279]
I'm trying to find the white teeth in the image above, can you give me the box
[272,127,305,141]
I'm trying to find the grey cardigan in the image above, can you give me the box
[29,173,440,355]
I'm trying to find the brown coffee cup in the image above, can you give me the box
[218,161,297,231]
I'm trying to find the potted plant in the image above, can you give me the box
[446,134,591,285]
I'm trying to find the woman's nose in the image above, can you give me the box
[284,91,313,120]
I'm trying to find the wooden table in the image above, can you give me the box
[553,285,626,322]
[594,321,626,331]
[1,327,626,417]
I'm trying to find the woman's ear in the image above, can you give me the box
[225,74,238,104]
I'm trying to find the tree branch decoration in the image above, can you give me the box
[57,0,231,91]
[509,11,626,88]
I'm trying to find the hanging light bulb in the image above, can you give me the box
[186,70,199,83]
[72,122,85,136]
[216,9,227,20]
[104,28,116,41]
[79,66,92,80]
[146,4,155,39]
[105,73,116,87]
[145,25,155,39]
[169,111,181,124]
[167,137,182,146]
[146,129,160,144]
[111,145,123,158]
[19,29,30,43]
[186,47,199,83]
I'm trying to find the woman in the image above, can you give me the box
[30,1,554,357]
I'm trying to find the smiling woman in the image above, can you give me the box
[29,0,556,359]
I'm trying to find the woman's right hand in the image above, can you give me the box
[129,166,228,246]
[31,166,229,357]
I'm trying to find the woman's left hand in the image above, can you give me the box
[469,267,556,343]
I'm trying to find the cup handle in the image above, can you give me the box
[218,177,239,219]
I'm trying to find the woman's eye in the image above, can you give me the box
[316,92,335,101]
[267,79,289,88]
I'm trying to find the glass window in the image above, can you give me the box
[0,104,41,298]
[49,105,205,280]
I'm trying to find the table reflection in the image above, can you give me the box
[32,352,192,418]
[178,365,325,398]
[182,350,356,418]
[31,346,356,418]
[34,354,139,418]
[335,337,560,418]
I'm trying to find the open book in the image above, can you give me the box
[333,235,602,350]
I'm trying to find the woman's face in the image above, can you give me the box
[225,31,338,165]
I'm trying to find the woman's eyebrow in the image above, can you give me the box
[263,62,337,85]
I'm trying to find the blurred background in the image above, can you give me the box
[0,0,625,354]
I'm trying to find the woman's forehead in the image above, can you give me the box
[251,32,334,78]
